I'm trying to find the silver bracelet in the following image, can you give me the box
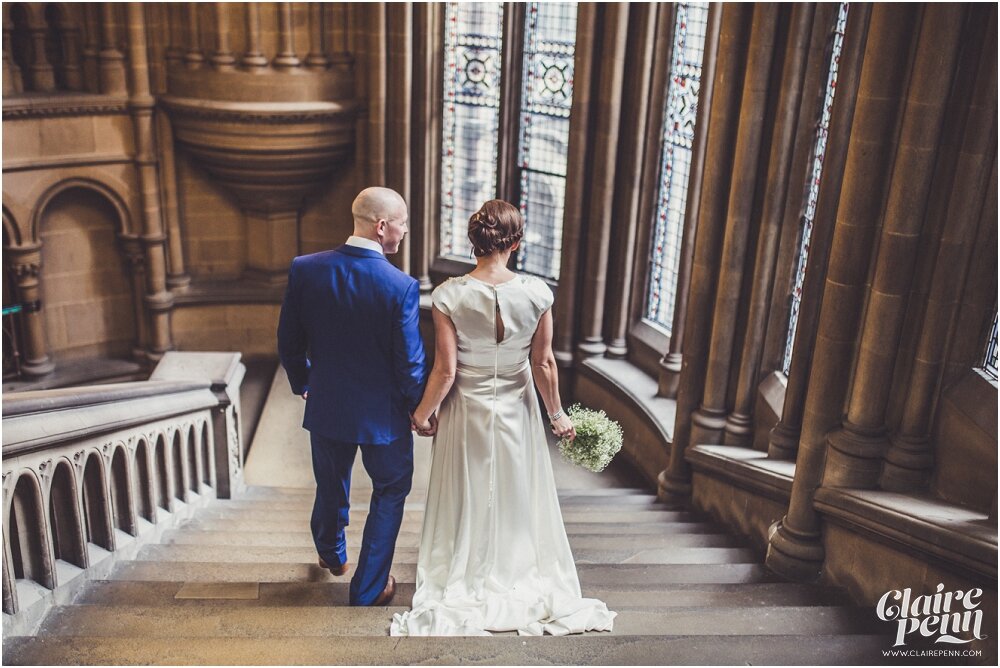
[548,408,564,422]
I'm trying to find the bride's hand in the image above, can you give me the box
[550,414,575,440]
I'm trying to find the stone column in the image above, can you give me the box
[121,236,150,359]
[386,3,412,275]
[766,5,915,581]
[306,3,330,71]
[2,6,23,95]
[157,110,190,290]
[724,4,814,446]
[577,3,629,360]
[26,6,55,91]
[54,5,83,91]
[99,3,127,93]
[659,4,754,505]
[80,4,100,92]
[164,4,183,66]
[410,3,442,293]
[689,5,779,446]
[658,3,721,399]
[183,3,204,69]
[365,3,387,186]
[553,3,596,370]
[126,2,173,360]
[606,4,657,359]
[209,3,236,70]
[7,245,54,377]
[882,16,997,491]
[274,3,301,69]
[241,3,268,70]
[768,4,861,460]
[823,5,965,490]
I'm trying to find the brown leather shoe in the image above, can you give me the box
[372,575,396,606]
[318,557,349,576]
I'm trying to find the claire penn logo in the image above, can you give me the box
[877,584,987,647]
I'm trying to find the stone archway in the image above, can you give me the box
[35,185,137,364]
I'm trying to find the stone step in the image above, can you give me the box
[161,528,748,549]
[192,507,703,524]
[178,517,724,535]
[240,485,653,499]
[218,492,661,511]
[1,633,895,665]
[36,603,889,638]
[136,543,759,566]
[109,560,780,585]
[75,580,855,610]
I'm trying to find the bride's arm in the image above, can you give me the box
[530,310,575,440]
[412,306,458,428]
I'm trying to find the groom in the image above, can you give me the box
[277,186,428,606]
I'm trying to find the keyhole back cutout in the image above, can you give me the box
[495,297,506,344]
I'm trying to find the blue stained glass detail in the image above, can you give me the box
[440,3,504,260]
[782,2,849,375]
[643,2,710,334]
[515,1,578,280]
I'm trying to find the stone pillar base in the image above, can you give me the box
[722,411,753,446]
[765,518,824,582]
[767,421,800,459]
[20,357,55,378]
[880,434,933,492]
[657,352,682,399]
[657,468,692,508]
[824,424,889,489]
[690,405,728,446]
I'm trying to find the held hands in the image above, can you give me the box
[411,411,438,437]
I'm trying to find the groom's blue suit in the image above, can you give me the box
[277,242,427,605]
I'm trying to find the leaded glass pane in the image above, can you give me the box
[440,2,504,260]
[983,312,998,382]
[515,1,577,280]
[643,2,710,334]
[782,2,849,375]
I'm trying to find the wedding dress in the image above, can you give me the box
[390,274,616,636]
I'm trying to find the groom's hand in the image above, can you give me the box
[423,412,438,437]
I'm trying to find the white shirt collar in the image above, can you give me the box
[345,236,384,255]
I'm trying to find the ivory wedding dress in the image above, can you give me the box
[390,274,616,636]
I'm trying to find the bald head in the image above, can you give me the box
[351,187,409,254]
[352,187,407,228]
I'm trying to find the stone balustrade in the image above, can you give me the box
[1,352,245,634]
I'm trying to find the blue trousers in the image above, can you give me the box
[309,432,413,605]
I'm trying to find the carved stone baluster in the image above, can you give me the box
[273,2,301,69]
[241,2,267,70]
[305,3,329,70]
[210,3,236,70]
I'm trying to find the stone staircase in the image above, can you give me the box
[3,478,896,664]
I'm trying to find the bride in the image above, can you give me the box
[390,200,616,636]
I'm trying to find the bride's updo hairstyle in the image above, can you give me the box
[468,199,524,257]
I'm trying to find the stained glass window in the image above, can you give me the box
[782,2,849,375]
[983,312,998,382]
[440,3,504,259]
[514,2,577,280]
[643,2,710,334]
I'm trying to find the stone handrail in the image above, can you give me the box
[1,352,245,635]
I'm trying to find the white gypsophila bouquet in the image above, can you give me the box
[557,404,624,473]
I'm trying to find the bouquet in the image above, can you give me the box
[557,404,624,473]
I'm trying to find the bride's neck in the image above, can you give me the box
[474,252,513,274]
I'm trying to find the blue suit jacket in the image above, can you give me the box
[277,245,427,445]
